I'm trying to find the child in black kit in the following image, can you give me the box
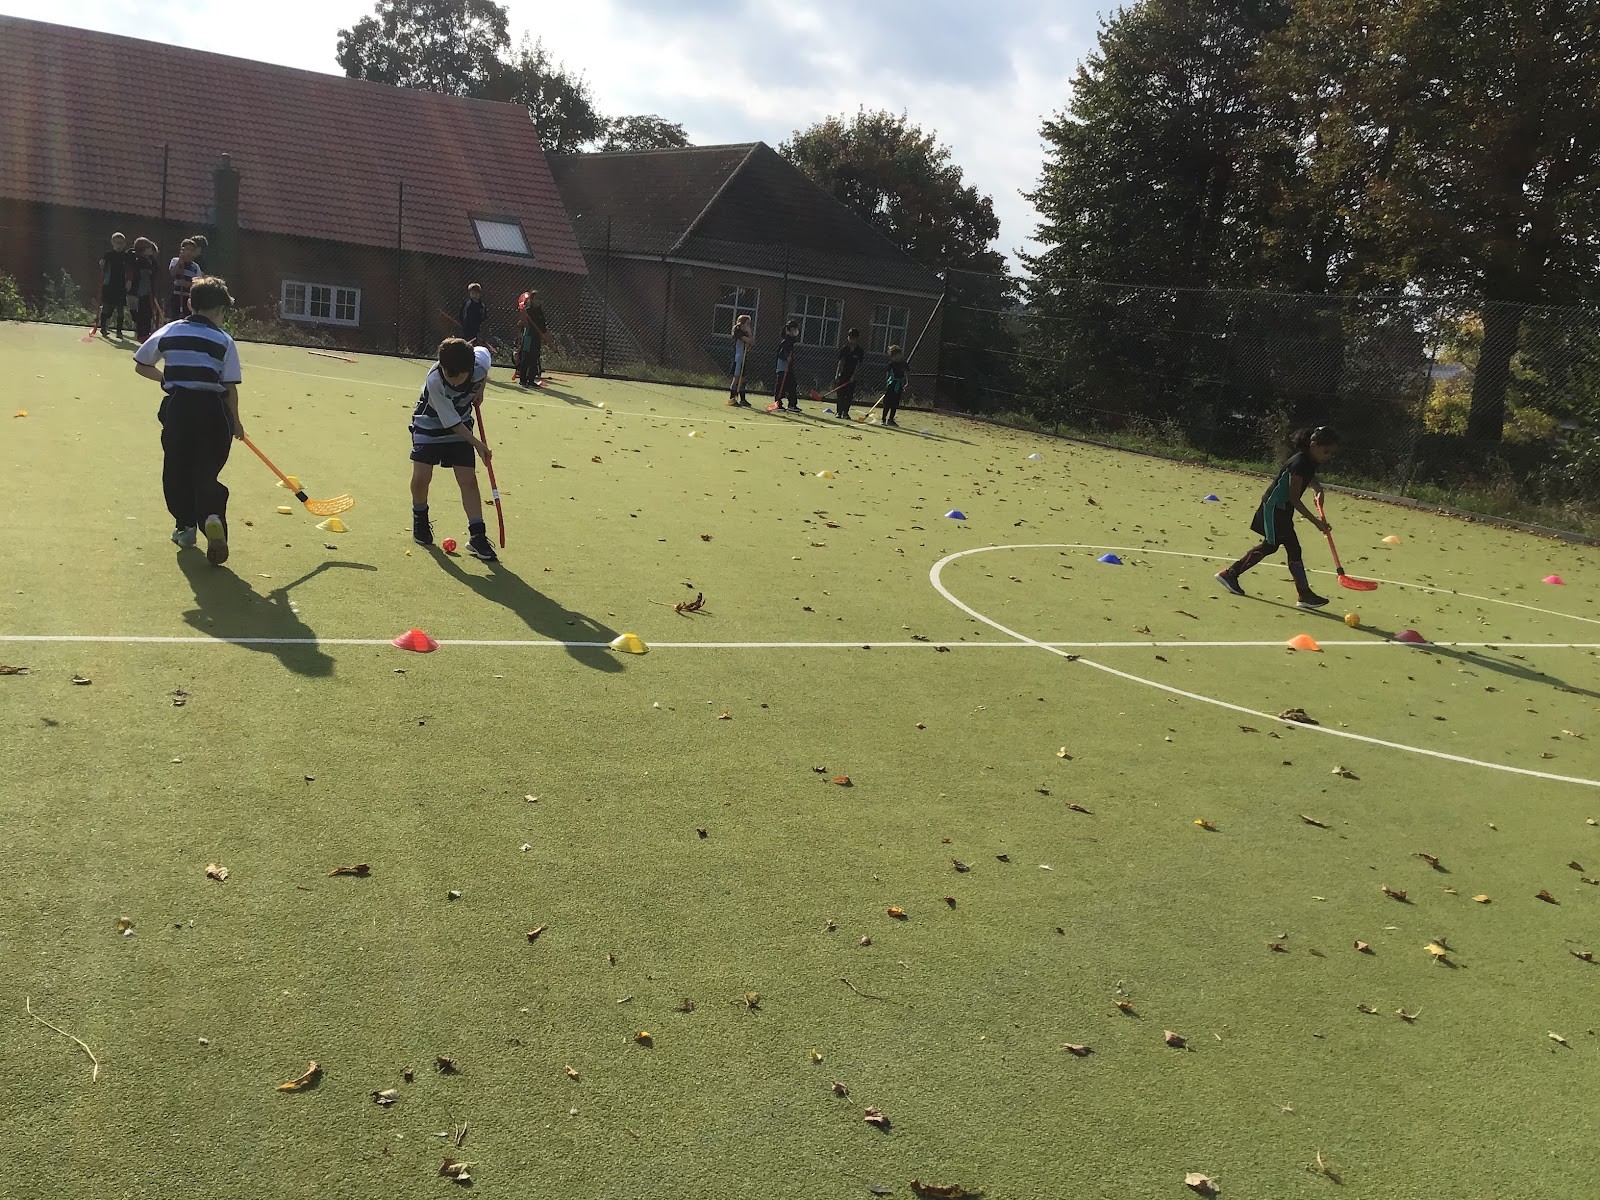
[833,327,864,419]
[459,282,486,344]
[129,238,161,341]
[879,344,907,426]
[1216,426,1340,608]
[97,232,131,338]
[772,319,800,412]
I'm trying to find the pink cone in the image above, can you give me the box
[1543,574,1566,585]
[391,628,438,652]
[1393,629,1428,645]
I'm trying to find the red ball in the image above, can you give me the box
[441,538,458,553]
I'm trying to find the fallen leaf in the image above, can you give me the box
[276,1061,322,1091]
[1056,746,1072,758]
[1474,894,1491,903]
[591,455,602,463]
[1299,814,1329,828]
[675,998,696,1013]
[831,1080,849,1097]
[1065,802,1092,814]
[943,895,956,908]
[1355,941,1374,954]
[634,1031,653,1046]
[1238,725,1258,734]
[887,907,908,920]
[1570,950,1595,963]
[911,1182,982,1199]
[1185,1172,1219,1196]
[1396,1008,1421,1023]
[1536,890,1559,904]
[1442,886,1457,894]
[833,775,853,786]
[717,711,732,720]
[565,1065,580,1080]
[1331,765,1358,779]
[1569,861,1585,872]
[372,1088,400,1106]
[809,1049,823,1063]
[204,863,229,882]
[1425,942,1451,963]
[436,1056,458,1074]
[1415,852,1443,870]
[1114,999,1136,1014]
[1278,708,1318,725]
[1382,886,1408,902]
[439,1158,473,1180]
[403,1067,414,1083]
[1164,1030,1187,1048]
[71,675,92,686]
[696,828,708,838]
[1194,818,1218,831]
[1584,877,1600,886]
[0,665,29,675]
[527,925,547,941]
[1356,1003,1378,1014]
[863,1106,891,1130]
[1549,1031,1569,1046]
[995,854,1010,863]
[328,864,370,877]
[859,936,872,947]
[1267,942,1288,953]
[743,992,760,1010]
[951,859,970,873]
[1062,1043,1093,1056]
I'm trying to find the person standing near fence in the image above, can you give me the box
[879,344,907,426]
[772,319,800,412]
[459,282,486,345]
[129,238,160,341]
[517,289,549,387]
[168,239,201,319]
[833,327,864,419]
[97,232,131,338]
[726,313,754,406]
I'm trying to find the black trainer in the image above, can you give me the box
[467,533,498,561]
[412,511,433,546]
[1297,592,1331,609]
[1215,571,1247,597]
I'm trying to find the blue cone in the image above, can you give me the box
[1203,494,1220,502]
[946,510,967,520]
[1098,553,1122,565]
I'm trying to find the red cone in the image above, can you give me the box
[391,628,438,652]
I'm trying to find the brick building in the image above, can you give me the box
[0,15,585,353]
[548,143,945,391]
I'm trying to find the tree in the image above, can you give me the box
[1260,0,1600,440]
[599,115,690,152]
[486,36,605,154]
[336,0,510,95]
[779,110,1005,275]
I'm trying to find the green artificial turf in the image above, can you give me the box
[1,322,1599,1199]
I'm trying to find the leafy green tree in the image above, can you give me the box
[779,110,1005,275]
[486,36,605,153]
[336,0,510,95]
[599,115,690,152]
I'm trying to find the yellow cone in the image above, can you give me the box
[1382,534,1402,545]
[276,505,294,514]
[1286,633,1322,652]
[609,632,648,655]
[816,469,836,479]
[275,475,302,491]
[316,516,347,533]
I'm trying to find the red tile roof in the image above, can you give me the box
[0,16,586,275]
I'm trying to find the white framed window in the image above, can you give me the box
[870,303,910,355]
[791,293,843,347]
[472,217,531,256]
[280,280,361,327]
[713,285,760,336]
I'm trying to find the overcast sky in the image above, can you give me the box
[2,0,1108,269]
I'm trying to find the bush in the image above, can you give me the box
[0,270,25,321]
[33,269,94,325]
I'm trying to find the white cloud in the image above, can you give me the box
[2,0,1105,269]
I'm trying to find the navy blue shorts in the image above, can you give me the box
[410,440,476,469]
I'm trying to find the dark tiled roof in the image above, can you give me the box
[0,15,586,274]
[550,142,942,295]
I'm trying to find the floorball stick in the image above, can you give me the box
[1316,495,1378,591]
[472,396,506,548]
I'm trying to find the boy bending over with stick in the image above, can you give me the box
[410,337,497,561]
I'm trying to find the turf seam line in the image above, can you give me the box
[931,544,1600,790]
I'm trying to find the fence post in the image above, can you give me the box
[599,216,611,377]
[159,143,170,223]
[1399,319,1440,499]
[393,180,404,354]
[780,244,791,331]
[659,255,673,365]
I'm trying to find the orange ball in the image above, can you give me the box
[442,538,457,553]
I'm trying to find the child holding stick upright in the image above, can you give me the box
[1216,426,1339,608]
[771,319,800,412]
[726,313,754,406]
[129,238,160,341]
[410,337,497,561]
[833,327,864,419]
[879,345,907,426]
[97,232,131,338]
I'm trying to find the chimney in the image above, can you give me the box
[210,154,241,279]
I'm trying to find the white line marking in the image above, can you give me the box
[930,544,1600,790]
[0,634,1594,651]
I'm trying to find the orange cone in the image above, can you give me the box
[391,628,438,652]
[1286,634,1322,652]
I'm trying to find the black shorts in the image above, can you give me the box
[410,440,477,469]
[1250,507,1302,559]
[834,380,857,402]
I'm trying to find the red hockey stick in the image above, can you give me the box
[1317,495,1377,591]
[471,395,506,548]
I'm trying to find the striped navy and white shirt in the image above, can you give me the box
[133,316,242,395]
[411,346,491,444]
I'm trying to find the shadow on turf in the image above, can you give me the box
[177,554,377,677]
[484,377,589,407]
[428,550,622,673]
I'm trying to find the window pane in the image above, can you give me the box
[309,286,331,319]
[335,289,358,323]
[474,219,531,255]
[281,282,305,317]
[714,285,759,335]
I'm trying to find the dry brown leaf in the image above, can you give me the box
[833,775,852,786]
[276,1061,322,1091]
[436,1055,458,1074]
[1354,941,1374,954]
[1569,861,1585,872]
[743,992,760,1011]
[1062,1043,1093,1057]
[859,936,872,946]
[1396,1007,1421,1023]
[1278,708,1318,725]
[1536,890,1559,904]
[1425,942,1451,963]
[1164,1030,1187,1048]
[565,1065,580,1080]
[1549,1031,1569,1046]
[1194,818,1218,831]
[0,665,29,675]
[372,1087,400,1106]
[1356,1003,1378,1014]
[716,710,732,720]
[911,1182,982,1199]
[1331,765,1358,779]
[634,1031,653,1046]
[1474,894,1491,903]
[204,863,229,882]
[328,864,370,877]
[831,1080,849,1097]
[675,998,696,1013]
[71,675,92,686]
[1184,1171,1220,1196]
[1238,725,1258,734]
[809,1049,823,1064]
[995,854,1011,863]
[1299,814,1329,828]
[887,907,908,920]
[1570,950,1595,963]
[863,1106,891,1130]
[1065,802,1092,814]
[1415,852,1443,870]
[1382,886,1408,902]
[1267,941,1288,953]
[951,859,970,873]
[1442,886,1458,894]
[1056,746,1072,758]
[1583,878,1600,886]
[944,896,957,908]
[1114,999,1136,1014]
[439,1158,473,1180]
[526,925,547,942]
